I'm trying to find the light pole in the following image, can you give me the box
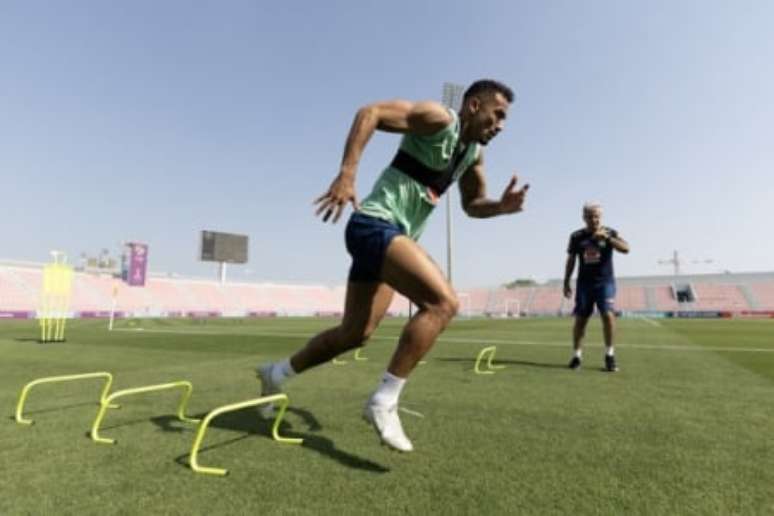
[658,250,714,276]
[441,82,465,284]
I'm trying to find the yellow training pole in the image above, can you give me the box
[54,264,73,341]
[42,262,56,342]
[90,381,200,445]
[15,372,116,425]
[39,257,73,342]
[53,271,65,341]
[189,393,302,476]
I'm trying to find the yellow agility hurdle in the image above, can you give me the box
[90,381,200,445]
[333,348,368,365]
[474,346,506,375]
[189,393,302,476]
[15,371,118,425]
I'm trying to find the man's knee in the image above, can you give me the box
[338,324,374,349]
[601,311,616,325]
[428,292,459,323]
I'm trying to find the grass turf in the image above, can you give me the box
[1,316,774,514]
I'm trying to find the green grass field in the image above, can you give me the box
[2,316,774,515]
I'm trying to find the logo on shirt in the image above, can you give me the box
[583,247,601,264]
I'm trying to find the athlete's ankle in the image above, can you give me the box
[271,359,296,386]
[370,371,406,407]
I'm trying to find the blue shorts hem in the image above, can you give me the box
[345,212,405,283]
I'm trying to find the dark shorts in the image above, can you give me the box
[345,212,406,282]
[573,281,616,317]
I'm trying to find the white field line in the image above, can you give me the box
[637,315,663,327]
[111,327,774,354]
[399,407,425,418]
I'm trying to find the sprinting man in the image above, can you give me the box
[257,79,529,452]
[563,202,629,372]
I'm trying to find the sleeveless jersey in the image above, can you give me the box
[358,110,480,240]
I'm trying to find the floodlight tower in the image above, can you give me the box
[658,250,682,276]
[658,250,714,276]
[441,82,465,284]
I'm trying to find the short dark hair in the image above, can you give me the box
[462,79,514,104]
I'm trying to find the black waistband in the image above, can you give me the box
[390,147,467,197]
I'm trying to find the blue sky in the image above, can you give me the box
[2,0,772,287]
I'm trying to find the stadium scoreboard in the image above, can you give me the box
[200,231,248,264]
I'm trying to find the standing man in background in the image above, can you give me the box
[564,202,629,372]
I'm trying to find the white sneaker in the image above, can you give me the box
[363,399,414,452]
[256,363,281,418]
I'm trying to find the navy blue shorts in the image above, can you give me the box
[345,212,406,282]
[573,281,616,317]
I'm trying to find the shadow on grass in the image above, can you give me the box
[435,357,568,370]
[13,337,68,344]
[9,401,99,422]
[152,406,389,474]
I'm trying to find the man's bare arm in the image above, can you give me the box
[594,228,630,254]
[315,100,452,223]
[458,154,529,218]
[563,254,575,298]
[610,234,630,254]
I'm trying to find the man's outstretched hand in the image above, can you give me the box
[499,175,529,214]
[314,174,359,223]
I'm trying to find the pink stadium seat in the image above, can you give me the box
[749,281,774,310]
[529,287,566,314]
[652,286,681,311]
[616,285,648,311]
[692,283,750,310]
[0,267,39,310]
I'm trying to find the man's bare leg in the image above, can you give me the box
[569,315,589,369]
[601,311,618,371]
[289,282,395,373]
[601,311,615,349]
[573,316,589,352]
[379,236,459,377]
[362,236,458,452]
[256,282,393,414]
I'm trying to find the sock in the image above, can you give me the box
[271,359,296,386]
[605,347,615,357]
[370,371,406,407]
[574,349,582,359]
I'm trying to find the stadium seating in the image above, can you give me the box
[529,287,566,315]
[615,285,648,311]
[691,283,749,311]
[0,267,38,310]
[651,285,682,311]
[1,265,771,317]
[749,281,774,310]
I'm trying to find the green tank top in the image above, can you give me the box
[358,110,480,240]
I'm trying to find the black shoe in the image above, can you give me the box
[604,355,619,372]
[568,356,581,370]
